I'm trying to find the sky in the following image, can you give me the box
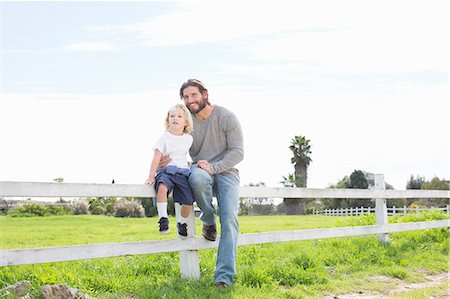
[1,1,448,190]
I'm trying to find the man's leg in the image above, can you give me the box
[188,165,215,226]
[214,173,240,286]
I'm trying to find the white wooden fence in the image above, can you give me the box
[317,206,450,216]
[1,174,449,279]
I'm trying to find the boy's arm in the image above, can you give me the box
[145,149,162,185]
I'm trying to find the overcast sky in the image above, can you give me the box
[1,1,448,190]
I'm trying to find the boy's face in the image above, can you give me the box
[167,108,187,131]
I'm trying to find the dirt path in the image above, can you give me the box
[323,272,449,299]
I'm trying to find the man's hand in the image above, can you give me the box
[197,160,214,174]
[158,154,171,169]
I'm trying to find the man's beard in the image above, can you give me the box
[187,97,208,114]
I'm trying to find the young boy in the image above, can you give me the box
[145,104,195,239]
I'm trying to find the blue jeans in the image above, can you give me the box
[189,165,240,285]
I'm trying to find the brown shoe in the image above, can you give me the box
[202,224,217,241]
[214,282,228,288]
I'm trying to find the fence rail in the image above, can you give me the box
[1,176,449,279]
[317,206,450,216]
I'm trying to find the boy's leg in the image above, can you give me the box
[156,183,170,234]
[177,204,189,239]
[173,174,195,240]
[156,183,168,218]
[180,204,191,218]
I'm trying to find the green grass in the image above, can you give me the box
[390,282,449,299]
[0,214,448,298]
[0,215,343,250]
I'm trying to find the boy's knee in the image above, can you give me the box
[157,183,168,191]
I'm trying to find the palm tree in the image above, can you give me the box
[283,135,312,215]
[289,135,312,187]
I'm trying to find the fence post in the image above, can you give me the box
[175,203,200,279]
[374,174,388,243]
[447,205,450,215]
[403,205,407,216]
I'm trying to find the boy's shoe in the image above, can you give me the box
[158,217,169,234]
[177,222,188,239]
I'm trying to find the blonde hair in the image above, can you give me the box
[165,104,193,133]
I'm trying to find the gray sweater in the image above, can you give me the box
[190,105,244,176]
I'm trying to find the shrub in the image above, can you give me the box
[114,198,145,218]
[7,203,48,217]
[141,198,157,217]
[90,205,107,215]
[47,205,72,216]
[105,202,116,216]
[87,197,116,216]
[71,199,89,215]
[239,198,250,216]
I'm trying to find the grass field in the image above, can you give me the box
[0,215,343,250]
[1,214,448,298]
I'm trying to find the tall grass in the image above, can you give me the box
[0,213,448,298]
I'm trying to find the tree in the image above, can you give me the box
[421,177,449,190]
[348,170,371,207]
[406,174,426,206]
[420,176,449,207]
[280,173,296,187]
[350,170,369,189]
[406,175,425,190]
[289,136,312,187]
[327,171,399,209]
[329,176,351,189]
[283,135,313,215]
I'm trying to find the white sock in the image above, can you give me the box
[179,216,188,224]
[157,202,168,218]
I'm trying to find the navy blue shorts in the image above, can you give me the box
[155,169,195,205]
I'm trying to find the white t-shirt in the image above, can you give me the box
[153,131,193,169]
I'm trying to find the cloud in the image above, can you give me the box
[62,42,115,52]
[89,2,447,75]
[88,3,340,47]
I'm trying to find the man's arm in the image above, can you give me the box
[210,112,244,174]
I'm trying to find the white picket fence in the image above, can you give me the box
[1,174,449,279]
[317,205,450,216]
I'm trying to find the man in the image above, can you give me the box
[178,78,244,287]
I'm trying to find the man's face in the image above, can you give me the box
[182,86,208,114]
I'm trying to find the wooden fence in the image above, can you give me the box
[316,205,450,216]
[1,174,449,279]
